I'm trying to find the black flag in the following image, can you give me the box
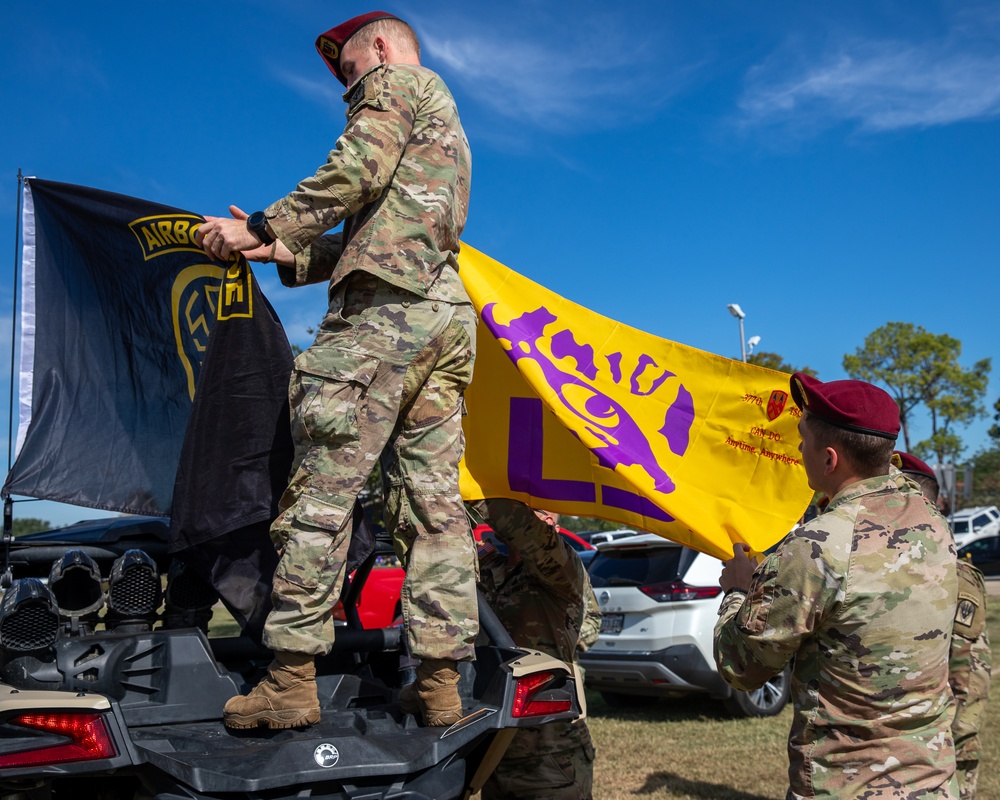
[169,263,294,639]
[4,179,226,514]
[5,179,295,638]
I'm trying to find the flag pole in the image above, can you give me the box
[2,170,23,585]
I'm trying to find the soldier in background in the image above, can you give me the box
[894,451,990,800]
[197,11,478,729]
[469,499,598,800]
[713,373,959,798]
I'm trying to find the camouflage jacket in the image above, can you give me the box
[949,558,991,763]
[476,501,599,760]
[887,470,992,766]
[267,63,471,304]
[714,474,958,799]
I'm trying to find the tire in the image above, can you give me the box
[722,666,791,717]
[599,691,657,708]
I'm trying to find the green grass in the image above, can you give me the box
[586,601,1000,800]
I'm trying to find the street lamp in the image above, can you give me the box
[726,303,747,362]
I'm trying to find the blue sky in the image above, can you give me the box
[1,0,998,527]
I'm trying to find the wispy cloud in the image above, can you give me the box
[414,10,678,134]
[270,68,343,110]
[739,11,1000,134]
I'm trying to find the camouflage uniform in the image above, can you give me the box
[949,559,991,800]
[714,475,959,799]
[261,63,478,662]
[889,468,992,800]
[471,498,598,800]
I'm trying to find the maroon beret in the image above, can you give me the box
[893,450,936,480]
[316,11,400,86]
[790,372,900,440]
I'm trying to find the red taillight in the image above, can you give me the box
[639,581,721,602]
[511,671,573,718]
[332,601,346,622]
[0,713,117,768]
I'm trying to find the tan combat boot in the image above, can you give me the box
[399,658,463,727]
[223,651,321,730]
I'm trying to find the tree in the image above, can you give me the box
[747,351,817,376]
[842,322,991,462]
[967,447,1000,509]
[989,396,1000,444]
[12,517,51,537]
[559,516,633,534]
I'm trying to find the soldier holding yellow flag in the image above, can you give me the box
[714,373,959,799]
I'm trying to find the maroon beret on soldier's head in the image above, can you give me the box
[316,11,401,86]
[893,450,936,480]
[790,372,900,440]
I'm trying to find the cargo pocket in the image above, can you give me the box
[290,347,379,447]
[273,494,352,591]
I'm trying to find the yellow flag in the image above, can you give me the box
[458,244,812,560]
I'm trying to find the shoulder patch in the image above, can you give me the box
[346,70,388,118]
[954,560,987,640]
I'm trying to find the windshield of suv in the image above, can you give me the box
[589,546,685,588]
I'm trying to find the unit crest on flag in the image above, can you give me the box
[767,390,789,422]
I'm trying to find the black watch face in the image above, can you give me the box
[248,211,265,229]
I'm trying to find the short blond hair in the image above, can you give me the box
[350,18,420,59]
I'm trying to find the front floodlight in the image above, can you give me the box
[49,550,105,635]
[726,303,745,319]
[0,578,60,653]
[164,560,218,633]
[105,550,162,631]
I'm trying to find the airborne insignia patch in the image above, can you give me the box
[953,591,982,638]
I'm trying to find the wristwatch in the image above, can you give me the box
[246,211,275,246]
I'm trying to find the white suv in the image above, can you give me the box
[581,534,790,717]
[950,506,1000,548]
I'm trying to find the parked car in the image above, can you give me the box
[580,534,791,717]
[950,506,1000,548]
[585,529,639,546]
[958,535,1000,578]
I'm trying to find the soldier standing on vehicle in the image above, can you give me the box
[713,373,959,798]
[196,11,478,729]
[464,500,598,800]
[893,450,991,800]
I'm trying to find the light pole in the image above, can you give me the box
[727,303,747,362]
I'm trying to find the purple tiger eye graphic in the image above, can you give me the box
[483,303,695,495]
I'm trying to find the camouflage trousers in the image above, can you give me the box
[262,274,479,661]
[483,721,595,800]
